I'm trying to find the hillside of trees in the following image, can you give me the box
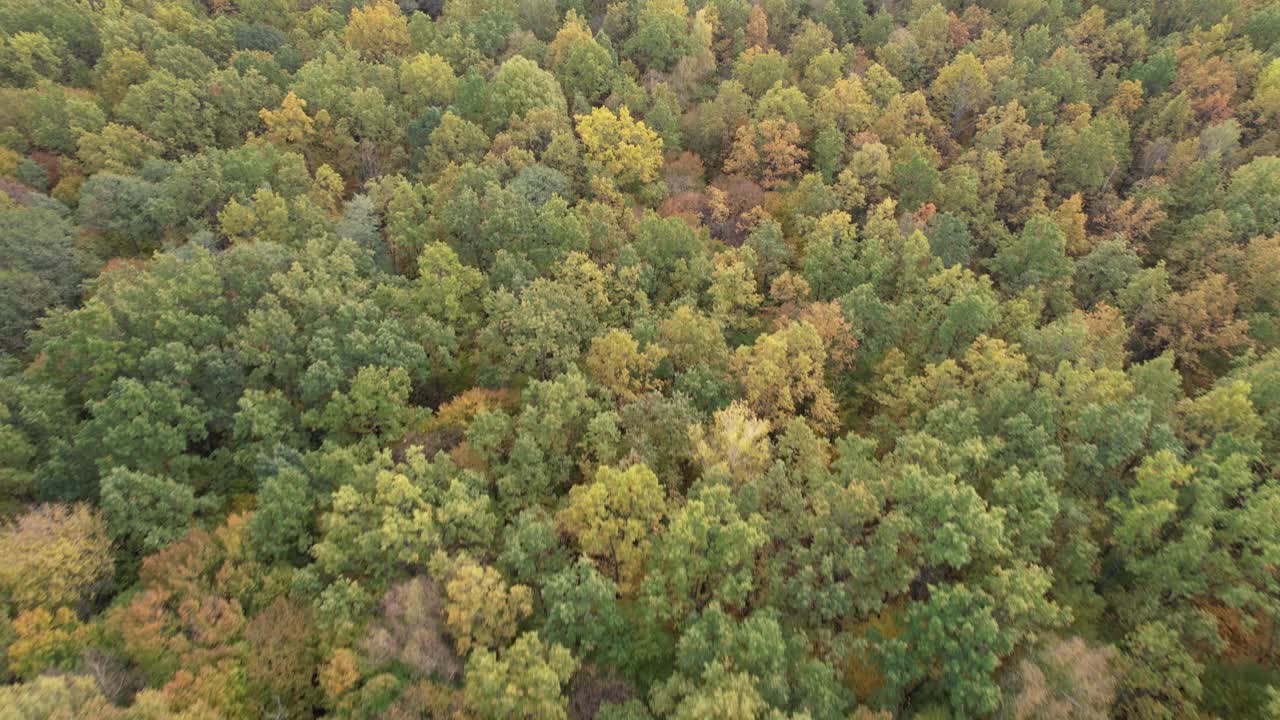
[2,0,1280,717]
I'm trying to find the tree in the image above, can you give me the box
[344,0,411,62]
[651,604,854,719]
[302,365,418,445]
[245,598,321,719]
[1000,635,1118,720]
[653,659,772,720]
[731,321,839,433]
[0,503,112,611]
[641,483,767,624]
[259,91,315,147]
[708,248,763,331]
[724,120,808,189]
[422,111,490,171]
[1153,274,1251,385]
[75,172,165,255]
[363,575,460,681]
[100,467,203,559]
[0,203,89,354]
[548,12,616,105]
[77,377,211,482]
[576,106,664,194]
[439,554,533,655]
[0,675,120,720]
[586,330,667,403]
[733,48,789,97]
[1225,156,1280,242]
[116,70,212,155]
[400,53,456,109]
[410,241,487,334]
[626,0,694,72]
[247,453,316,565]
[311,470,439,584]
[558,463,667,593]
[814,77,876,136]
[441,0,518,56]
[488,57,568,132]
[930,52,993,137]
[76,123,163,174]
[463,632,578,719]
[991,214,1074,305]
[7,607,86,680]
[689,402,772,485]
[876,584,1011,717]
[1049,110,1130,196]
[1117,622,1204,720]
[541,560,628,665]
[475,255,609,383]
[217,187,291,244]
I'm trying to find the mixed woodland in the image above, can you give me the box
[3,0,1280,717]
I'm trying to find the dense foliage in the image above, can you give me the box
[2,0,1280,717]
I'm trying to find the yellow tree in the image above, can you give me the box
[708,247,763,331]
[929,52,993,137]
[585,329,667,403]
[216,187,290,244]
[399,53,457,108]
[689,402,772,484]
[731,320,838,433]
[438,554,533,655]
[745,5,769,49]
[7,607,87,679]
[658,305,731,373]
[260,91,315,146]
[0,503,112,611]
[343,0,410,62]
[575,106,664,193]
[557,463,667,593]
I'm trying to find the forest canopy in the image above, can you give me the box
[2,0,1280,718]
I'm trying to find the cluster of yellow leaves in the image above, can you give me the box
[690,402,772,484]
[7,607,87,679]
[217,187,290,244]
[259,91,315,146]
[575,106,664,191]
[343,0,410,62]
[439,554,533,655]
[0,503,113,611]
[558,463,667,593]
[732,320,838,433]
[586,329,667,403]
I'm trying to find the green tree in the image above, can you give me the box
[311,469,439,584]
[100,467,203,559]
[541,560,628,665]
[488,56,568,133]
[1225,156,1280,242]
[991,214,1074,307]
[548,12,616,105]
[0,203,89,354]
[116,70,212,155]
[642,484,766,624]
[626,0,694,72]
